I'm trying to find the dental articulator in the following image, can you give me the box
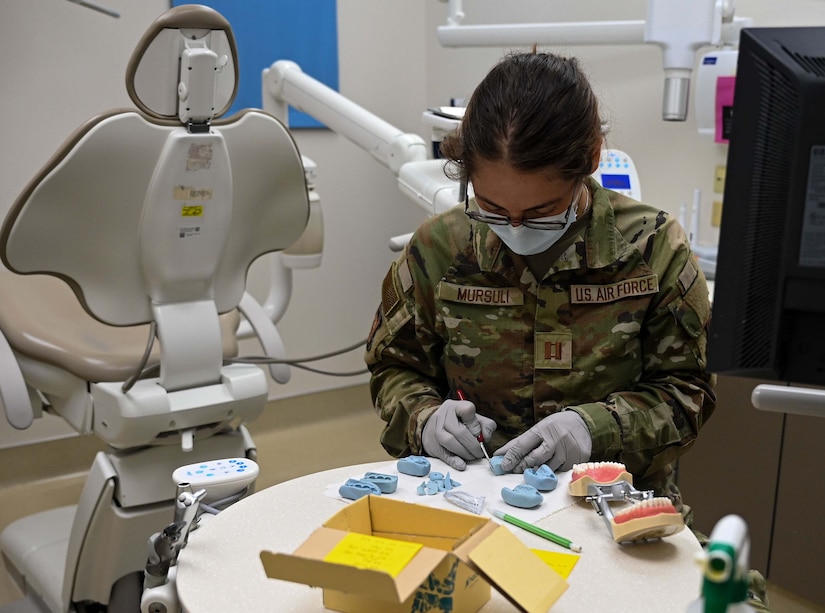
[570,461,685,544]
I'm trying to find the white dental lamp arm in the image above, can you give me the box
[438,19,646,47]
[438,0,749,122]
[263,60,459,223]
[264,60,429,175]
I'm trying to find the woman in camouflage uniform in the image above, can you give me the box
[366,50,714,507]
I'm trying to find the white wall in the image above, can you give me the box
[255,1,429,401]
[1,0,825,444]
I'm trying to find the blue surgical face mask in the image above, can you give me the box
[488,189,581,256]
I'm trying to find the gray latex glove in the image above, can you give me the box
[421,399,497,471]
[495,410,591,473]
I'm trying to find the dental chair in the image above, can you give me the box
[0,5,312,612]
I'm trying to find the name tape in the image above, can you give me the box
[438,282,524,306]
[571,274,658,304]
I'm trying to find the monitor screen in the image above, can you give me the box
[707,27,825,387]
[600,174,632,190]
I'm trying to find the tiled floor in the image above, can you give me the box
[1,383,823,612]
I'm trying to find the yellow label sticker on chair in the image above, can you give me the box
[323,533,423,578]
[181,205,204,217]
[530,549,580,579]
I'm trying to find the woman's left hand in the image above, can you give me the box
[495,411,592,473]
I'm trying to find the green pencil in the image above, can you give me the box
[491,509,583,553]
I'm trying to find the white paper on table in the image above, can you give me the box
[324,457,578,526]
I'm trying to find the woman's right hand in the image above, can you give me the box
[421,399,497,470]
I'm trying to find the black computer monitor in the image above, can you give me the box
[707,27,825,387]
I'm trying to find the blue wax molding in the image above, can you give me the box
[397,455,431,477]
[501,484,543,509]
[523,464,558,491]
[489,456,508,476]
[362,472,398,494]
[339,478,382,500]
[415,471,463,496]
[429,472,445,487]
[416,480,441,496]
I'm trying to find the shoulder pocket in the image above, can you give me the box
[379,259,414,336]
[670,262,711,339]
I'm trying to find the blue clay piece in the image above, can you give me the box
[339,478,382,500]
[489,456,508,476]
[397,455,431,477]
[416,480,441,496]
[362,472,398,494]
[501,484,543,509]
[524,464,558,492]
[429,472,444,491]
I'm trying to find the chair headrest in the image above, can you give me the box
[125,4,239,123]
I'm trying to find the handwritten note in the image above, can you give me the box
[531,549,580,579]
[324,533,423,578]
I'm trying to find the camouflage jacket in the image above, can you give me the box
[365,178,716,499]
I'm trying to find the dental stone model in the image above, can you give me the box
[501,484,543,509]
[397,455,431,477]
[523,464,558,491]
[362,472,398,493]
[338,478,382,500]
[489,456,508,476]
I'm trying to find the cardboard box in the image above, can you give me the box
[260,495,567,613]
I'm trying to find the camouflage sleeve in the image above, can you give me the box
[567,219,716,486]
[364,240,446,458]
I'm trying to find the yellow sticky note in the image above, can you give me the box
[531,548,580,579]
[323,533,423,578]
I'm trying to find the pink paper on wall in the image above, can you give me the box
[716,76,736,144]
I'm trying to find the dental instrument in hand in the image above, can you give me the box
[456,389,494,472]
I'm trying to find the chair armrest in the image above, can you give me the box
[237,293,290,384]
[0,330,34,429]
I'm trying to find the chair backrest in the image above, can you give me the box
[1,5,309,326]
[0,109,309,326]
[0,5,309,391]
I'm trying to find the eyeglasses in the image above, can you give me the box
[463,181,579,230]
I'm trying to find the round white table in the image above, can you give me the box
[175,459,704,612]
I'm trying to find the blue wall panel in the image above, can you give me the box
[172,0,338,128]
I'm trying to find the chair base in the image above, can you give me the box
[1,427,254,613]
[2,507,73,613]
